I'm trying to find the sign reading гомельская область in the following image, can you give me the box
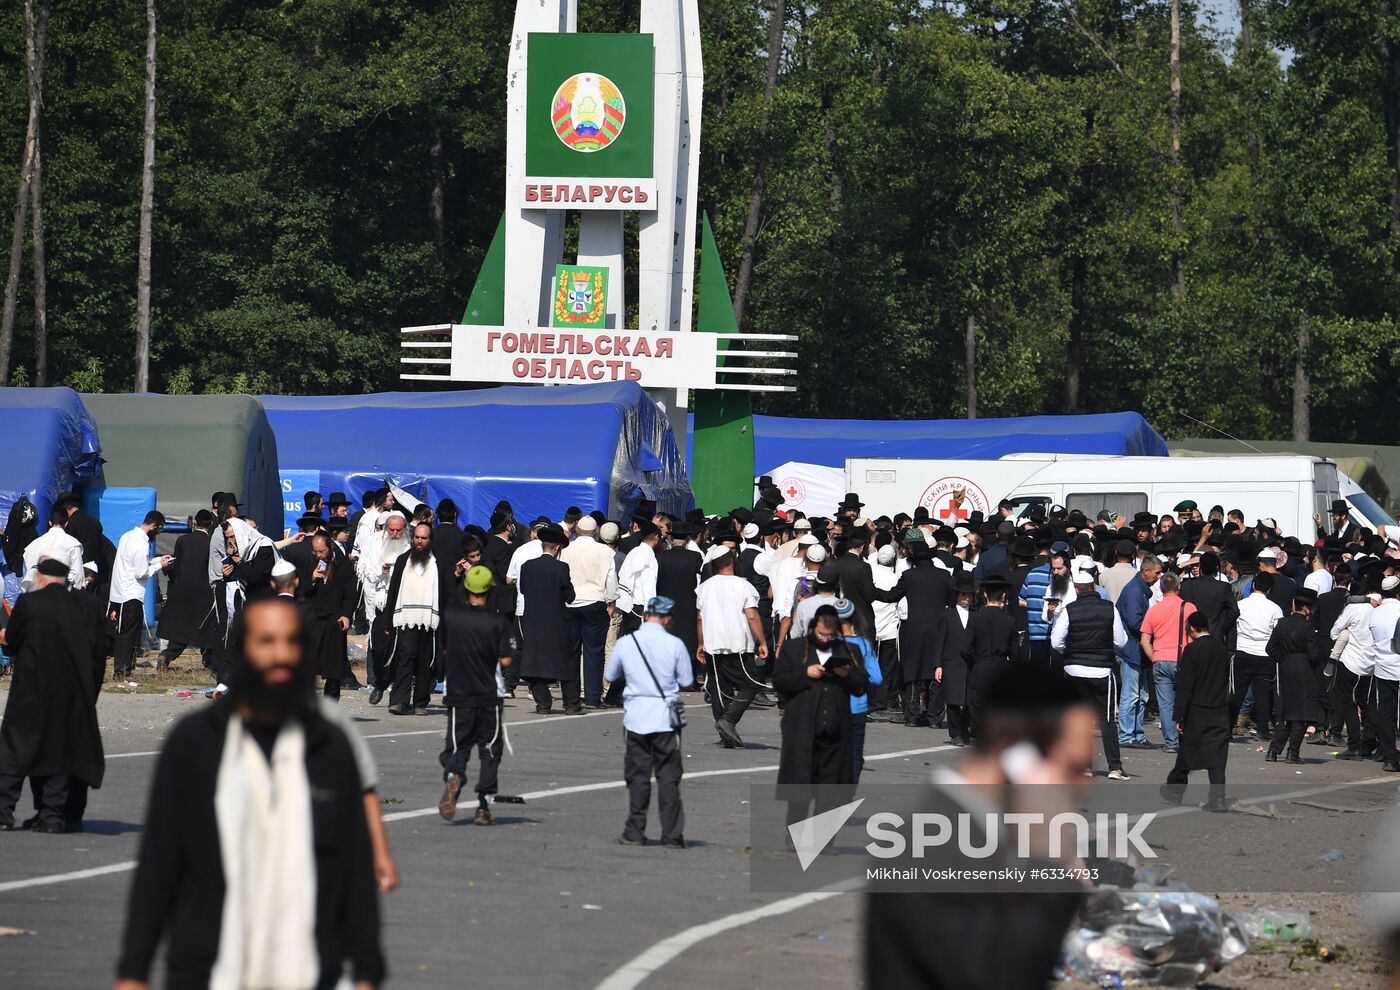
[404,324,724,391]
[524,33,655,210]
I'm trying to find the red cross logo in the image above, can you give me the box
[939,497,969,522]
[785,484,800,499]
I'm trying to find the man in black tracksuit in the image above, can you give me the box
[437,566,517,827]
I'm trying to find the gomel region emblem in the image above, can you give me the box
[551,265,608,329]
[552,73,626,153]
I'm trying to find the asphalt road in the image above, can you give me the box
[0,685,1394,989]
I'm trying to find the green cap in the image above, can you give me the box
[464,565,495,595]
[1173,499,1198,512]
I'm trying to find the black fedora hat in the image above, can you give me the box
[327,491,352,507]
[838,492,865,510]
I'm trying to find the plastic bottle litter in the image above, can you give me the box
[1235,908,1310,942]
[1058,878,1248,987]
[1318,848,1343,862]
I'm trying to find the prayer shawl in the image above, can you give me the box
[392,556,441,630]
[210,717,319,990]
[357,530,408,612]
[210,518,281,587]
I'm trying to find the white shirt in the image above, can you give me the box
[506,539,544,617]
[617,543,658,613]
[560,536,618,607]
[695,574,759,654]
[1370,599,1400,680]
[109,526,163,604]
[1304,569,1335,596]
[1236,592,1284,657]
[21,525,84,591]
[871,561,906,642]
[770,553,810,619]
[1331,601,1377,676]
[1049,592,1129,672]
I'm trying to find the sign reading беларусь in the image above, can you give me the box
[524,33,655,210]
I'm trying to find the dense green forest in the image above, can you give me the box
[0,1,1396,442]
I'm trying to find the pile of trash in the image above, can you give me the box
[1058,873,1249,987]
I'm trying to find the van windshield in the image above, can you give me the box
[1348,490,1398,529]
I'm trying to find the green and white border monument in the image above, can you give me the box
[400,0,795,511]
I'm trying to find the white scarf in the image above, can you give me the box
[211,518,281,586]
[393,554,440,629]
[210,717,319,990]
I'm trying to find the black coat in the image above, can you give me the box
[874,561,951,682]
[0,584,106,787]
[430,522,463,572]
[518,553,576,681]
[207,545,277,639]
[370,553,453,671]
[64,509,105,569]
[304,555,358,681]
[834,552,879,639]
[941,605,972,705]
[115,703,383,987]
[1179,577,1239,650]
[1265,571,1297,617]
[1267,612,1321,722]
[656,546,702,657]
[156,529,214,646]
[1175,635,1231,770]
[772,637,867,788]
[962,605,1018,711]
[481,534,517,615]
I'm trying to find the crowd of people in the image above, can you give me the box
[2,478,1400,987]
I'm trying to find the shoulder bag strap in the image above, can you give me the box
[629,633,669,700]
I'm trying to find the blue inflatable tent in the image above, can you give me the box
[739,411,1167,471]
[0,387,101,528]
[262,382,692,524]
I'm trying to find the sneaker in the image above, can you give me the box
[617,832,646,846]
[473,806,495,827]
[715,719,743,749]
[438,774,462,821]
[368,687,383,706]
[1106,769,1130,781]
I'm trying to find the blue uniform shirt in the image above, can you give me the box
[604,620,694,735]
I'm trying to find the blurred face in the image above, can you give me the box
[957,591,974,608]
[233,600,308,713]
[1043,706,1096,782]
[224,530,238,555]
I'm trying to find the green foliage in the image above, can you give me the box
[0,0,1394,442]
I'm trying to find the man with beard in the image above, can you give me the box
[208,517,279,695]
[157,510,216,670]
[304,534,357,700]
[518,525,580,714]
[115,598,385,990]
[0,558,106,831]
[358,512,408,699]
[109,512,175,680]
[373,522,450,716]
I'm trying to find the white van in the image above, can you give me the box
[845,454,1393,541]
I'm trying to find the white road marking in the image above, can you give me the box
[590,772,1400,989]
[104,707,625,758]
[0,860,140,894]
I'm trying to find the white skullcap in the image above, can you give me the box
[805,545,828,563]
[599,521,620,543]
[793,518,812,531]
[876,545,897,566]
[271,558,297,578]
[1176,553,1196,568]
[575,515,598,533]
[704,544,732,564]
[955,535,970,549]
[84,560,99,573]
[1383,576,1400,592]
[798,533,819,546]
[742,523,760,540]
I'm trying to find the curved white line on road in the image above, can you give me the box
[0,860,140,894]
[596,890,848,990]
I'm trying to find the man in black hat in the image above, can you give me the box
[940,571,976,744]
[655,522,703,676]
[1265,588,1323,765]
[873,542,953,727]
[837,493,864,521]
[962,574,1019,740]
[326,491,352,519]
[1161,612,1231,811]
[1315,498,1360,544]
[157,510,217,671]
[519,525,580,714]
[0,557,106,831]
[430,499,463,573]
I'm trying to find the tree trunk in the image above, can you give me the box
[1292,314,1310,441]
[731,0,785,325]
[135,0,157,393]
[964,312,977,418]
[1065,254,1085,413]
[1381,2,1400,239]
[28,0,48,387]
[0,0,40,386]
[1238,0,1262,247]
[428,123,446,255]
[1168,0,1185,298]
